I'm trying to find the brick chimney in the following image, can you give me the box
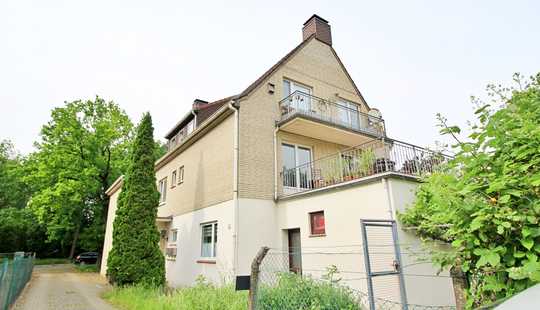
[192,99,209,109]
[302,14,332,46]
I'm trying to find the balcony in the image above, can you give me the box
[278,91,385,146]
[279,139,452,197]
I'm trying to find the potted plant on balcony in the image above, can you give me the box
[356,148,376,178]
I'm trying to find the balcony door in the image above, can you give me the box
[337,100,360,130]
[282,143,312,194]
[283,80,312,113]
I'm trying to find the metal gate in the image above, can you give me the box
[361,219,408,310]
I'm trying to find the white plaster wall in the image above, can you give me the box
[165,200,235,287]
[236,198,280,275]
[388,178,456,307]
[276,180,391,297]
[274,177,455,307]
[100,189,120,276]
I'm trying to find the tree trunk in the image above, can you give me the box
[69,223,81,259]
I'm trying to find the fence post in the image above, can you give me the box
[249,246,269,310]
[450,265,468,310]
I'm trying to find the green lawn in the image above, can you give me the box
[104,282,248,310]
[34,258,71,265]
[74,263,99,272]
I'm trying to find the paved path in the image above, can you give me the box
[13,264,116,310]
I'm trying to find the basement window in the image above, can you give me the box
[309,211,326,236]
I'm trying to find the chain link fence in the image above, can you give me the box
[251,246,455,310]
[0,252,35,310]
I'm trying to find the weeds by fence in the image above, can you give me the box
[251,245,456,310]
[0,252,34,310]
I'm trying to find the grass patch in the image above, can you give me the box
[75,264,98,273]
[258,273,362,310]
[34,258,71,265]
[104,279,248,310]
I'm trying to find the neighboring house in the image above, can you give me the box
[101,15,456,307]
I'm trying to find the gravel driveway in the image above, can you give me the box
[13,264,116,310]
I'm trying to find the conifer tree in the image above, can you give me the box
[107,113,165,286]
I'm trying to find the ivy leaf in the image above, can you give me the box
[476,250,500,268]
[521,238,534,250]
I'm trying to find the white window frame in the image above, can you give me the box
[337,99,360,129]
[200,221,218,258]
[170,229,178,244]
[171,170,177,188]
[158,177,167,204]
[178,165,184,185]
[281,142,313,193]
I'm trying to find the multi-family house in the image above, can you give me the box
[101,15,456,307]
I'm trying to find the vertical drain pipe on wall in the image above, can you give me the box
[273,127,279,201]
[228,100,240,276]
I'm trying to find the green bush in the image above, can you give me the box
[258,273,361,310]
[107,113,165,286]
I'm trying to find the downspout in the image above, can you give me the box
[228,100,240,275]
[382,178,396,220]
[273,127,279,201]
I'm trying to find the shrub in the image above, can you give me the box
[107,113,165,286]
[257,273,361,310]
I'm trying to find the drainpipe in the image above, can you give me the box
[228,100,240,275]
[382,178,396,220]
[273,127,279,201]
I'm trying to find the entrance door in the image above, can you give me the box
[288,228,302,274]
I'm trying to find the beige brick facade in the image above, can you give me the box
[238,38,369,200]
[155,114,235,217]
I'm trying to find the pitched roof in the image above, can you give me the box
[164,95,235,139]
[237,35,370,109]
[165,33,370,139]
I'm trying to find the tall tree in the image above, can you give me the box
[27,97,133,258]
[0,140,29,209]
[107,113,165,286]
[399,73,540,307]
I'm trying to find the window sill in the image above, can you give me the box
[159,202,166,207]
[309,233,326,238]
[196,259,216,264]
[166,257,176,261]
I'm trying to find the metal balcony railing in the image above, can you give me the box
[279,91,385,137]
[279,139,452,197]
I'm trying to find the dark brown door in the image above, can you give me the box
[288,229,302,274]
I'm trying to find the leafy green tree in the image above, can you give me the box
[27,97,133,258]
[0,140,30,209]
[400,73,540,307]
[107,113,165,286]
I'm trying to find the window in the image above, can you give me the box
[310,211,325,235]
[158,177,167,203]
[178,166,184,184]
[170,229,178,243]
[201,222,218,258]
[187,119,195,135]
[171,170,177,188]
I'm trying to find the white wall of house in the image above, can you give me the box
[273,176,456,307]
[236,198,280,275]
[165,199,235,287]
[100,189,120,276]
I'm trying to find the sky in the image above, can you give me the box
[1,0,539,154]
